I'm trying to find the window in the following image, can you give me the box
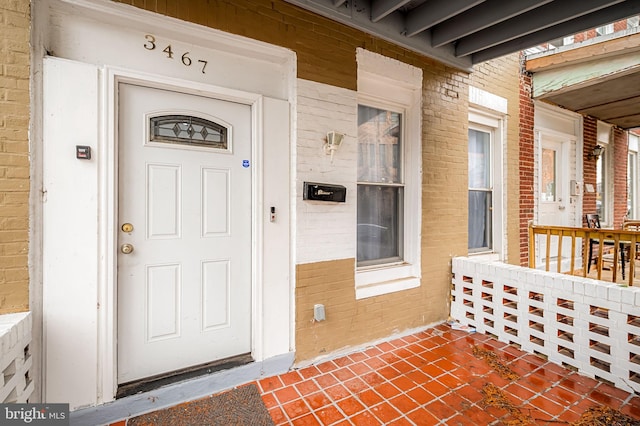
[596,122,612,225]
[149,114,228,149]
[355,48,421,299]
[468,128,492,252]
[357,105,403,265]
[629,133,640,219]
[596,23,614,36]
[467,101,504,260]
[596,149,606,221]
[628,151,636,218]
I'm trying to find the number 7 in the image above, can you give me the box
[198,60,208,74]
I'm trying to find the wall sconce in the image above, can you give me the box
[324,131,344,162]
[588,145,604,160]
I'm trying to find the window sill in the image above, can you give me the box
[468,252,500,262]
[355,275,420,300]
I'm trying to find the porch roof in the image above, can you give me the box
[283,0,640,72]
[527,29,640,130]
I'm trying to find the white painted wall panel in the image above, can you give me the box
[42,57,99,409]
[262,97,292,358]
[295,79,358,264]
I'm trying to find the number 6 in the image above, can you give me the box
[182,52,192,66]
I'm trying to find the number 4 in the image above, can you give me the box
[163,45,173,59]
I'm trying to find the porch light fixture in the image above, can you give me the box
[324,131,344,162]
[588,145,604,160]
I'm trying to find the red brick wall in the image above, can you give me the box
[582,117,598,226]
[519,61,534,266]
[614,128,629,227]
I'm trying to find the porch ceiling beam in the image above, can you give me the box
[455,0,626,57]
[471,1,640,63]
[431,0,553,48]
[405,0,486,38]
[371,0,412,23]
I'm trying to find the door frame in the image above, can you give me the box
[103,67,266,400]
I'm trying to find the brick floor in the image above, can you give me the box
[113,323,640,425]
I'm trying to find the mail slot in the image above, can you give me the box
[303,182,346,203]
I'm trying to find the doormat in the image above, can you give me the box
[127,383,275,426]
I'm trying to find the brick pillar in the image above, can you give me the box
[583,117,598,225]
[519,56,534,266]
[613,128,629,227]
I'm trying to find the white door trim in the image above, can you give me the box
[99,67,266,403]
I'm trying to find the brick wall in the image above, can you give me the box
[114,0,472,361]
[468,52,521,265]
[583,117,598,225]
[518,63,535,266]
[0,1,30,314]
[614,128,629,226]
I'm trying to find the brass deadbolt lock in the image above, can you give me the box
[121,223,134,233]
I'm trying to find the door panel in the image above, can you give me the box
[117,83,252,384]
[537,132,575,266]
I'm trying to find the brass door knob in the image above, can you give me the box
[121,243,134,254]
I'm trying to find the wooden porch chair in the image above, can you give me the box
[585,213,619,274]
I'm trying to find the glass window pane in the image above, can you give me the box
[597,151,605,219]
[628,152,635,218]
[468,129,490,189]
[150,115,228,149]
[357,185,401,263]
[357,105,402,184]
[541,148,556,201]
[468,190,492,251]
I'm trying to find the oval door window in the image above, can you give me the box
[150,114,228,149]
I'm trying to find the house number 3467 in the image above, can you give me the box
[143,34,209,74]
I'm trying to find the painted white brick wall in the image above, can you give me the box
[452,257,640,394]
[0,312,33,403]
[295,79,358,264]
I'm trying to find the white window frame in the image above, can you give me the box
[355,48,422,300]
[468,108,504,261]
[468,124,495,254]
[629,133,640,219]
[597,121,613,226]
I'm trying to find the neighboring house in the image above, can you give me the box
[0,0,637,414]
[523,18,640,268]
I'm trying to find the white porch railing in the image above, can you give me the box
[0,312,33,402]
[451,257,640,394]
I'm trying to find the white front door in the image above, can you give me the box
[538,133,572,264]
[117,83,252,384]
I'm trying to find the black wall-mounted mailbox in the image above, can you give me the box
[303,182,346,203]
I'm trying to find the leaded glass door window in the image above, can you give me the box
[149,114,229,150]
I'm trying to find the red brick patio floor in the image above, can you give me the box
[114,323,640,425]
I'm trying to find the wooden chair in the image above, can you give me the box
[585,213,619,275]
[622,219,640,275]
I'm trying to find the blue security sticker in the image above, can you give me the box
[242,160,250,168]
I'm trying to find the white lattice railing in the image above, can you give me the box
[451,257,640,394]
[0,312,33,402]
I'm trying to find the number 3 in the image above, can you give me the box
[144,34,156,50]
